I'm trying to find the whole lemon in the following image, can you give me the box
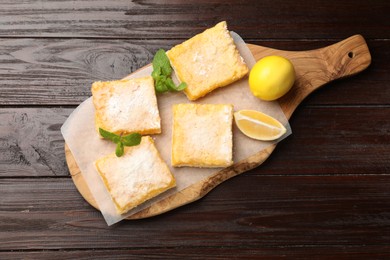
[249,55,295,101]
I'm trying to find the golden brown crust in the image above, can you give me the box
[171,103,234,168]
[167,21,249,101]
[95,136,176,215]
[91,77,161,137]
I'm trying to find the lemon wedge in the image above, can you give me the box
[234,110,287,141]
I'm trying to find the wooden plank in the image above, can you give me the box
[261,106,390,175]
[0,38,388,105]
[0,0,388,39]
[1,175,390,249]
[0,38,168,105]
[0,108,71,177]
[1,246,390,259]
[0,107,389,177]
[0,0,387,257]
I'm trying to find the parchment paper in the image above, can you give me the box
[61,32,292,226]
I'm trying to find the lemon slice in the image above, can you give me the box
[234,110,287,141]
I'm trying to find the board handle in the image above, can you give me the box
[249,35,372,118]
[320,34,372,80]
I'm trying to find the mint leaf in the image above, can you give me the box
[176,82,188,91]
[121,133,142,146]
[151,49,187,94]
[100,128,141,157]
[99,128,120,143]
[155,78,168,93]
[165,77,177,91]
[161,61,172,76]
[153,49,171,75]
[165,77,187,92]
[151,67,161,80]
[152,49,164,69]
[115,142,124,157]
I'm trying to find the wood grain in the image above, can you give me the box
[1,106,388,178]
[0,0,388,39]
[258,106,390,175]
[1,175,390,249]
[1,247,390,259]
[0,108,71,177]
[66,35,372,219]
[0,0,389,257]
[0,39,388,105]
[0,38,163,105]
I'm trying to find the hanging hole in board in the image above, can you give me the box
[348,51,354,58]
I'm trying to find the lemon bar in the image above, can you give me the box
[172,103,233,167]
[167,21,249,101]
[95,136,176,215]
[91,76,161,136]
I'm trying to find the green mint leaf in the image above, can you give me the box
[155,79,168,93]
[161,62,172,76]
[156,49,172,75]
[151,48,186,94]
[115,142,124,157]
[176,82,188,91]
[152,49,164,70]
[100,128,142,157]
[165,77,177,91]
[152,49,171,75]
[99,128,120,143]
[121,133,142,146]
[165,78,187,92]
[151,67,161,80]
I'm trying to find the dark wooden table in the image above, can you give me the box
[1,1,389,258]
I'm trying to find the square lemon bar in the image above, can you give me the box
[167,21,249,100]
[91,76,161,136]
[95,136,176,215]
[172,103,234,168]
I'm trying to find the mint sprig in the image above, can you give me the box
[99,128,142,157]
[151,49,187,93]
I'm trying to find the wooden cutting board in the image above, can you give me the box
[65,35,371,219]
